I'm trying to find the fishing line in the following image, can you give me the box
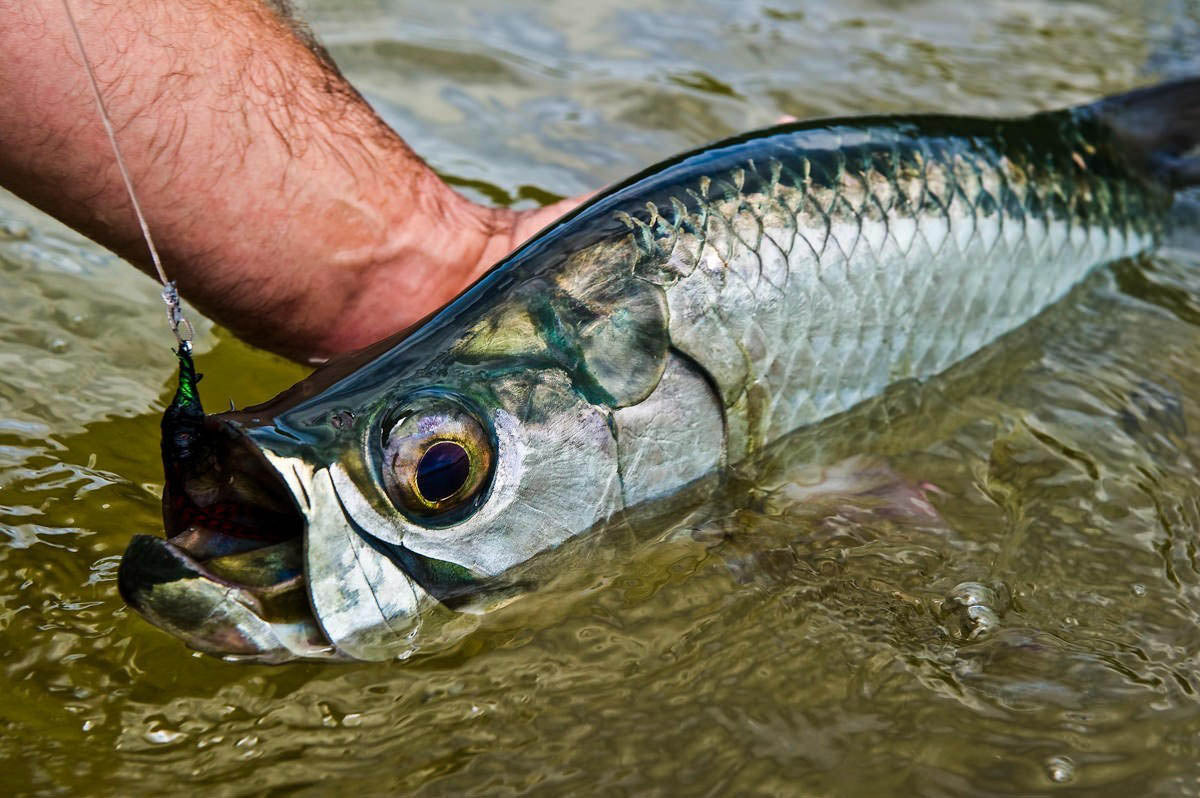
[59,0,195,353]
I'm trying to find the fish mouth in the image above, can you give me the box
[118,417,343,663]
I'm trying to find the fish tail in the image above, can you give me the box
[1088,77,1200,189]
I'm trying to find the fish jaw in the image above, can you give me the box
[118,534,342,663]
[118,410,433,663]
[253,447,449,662]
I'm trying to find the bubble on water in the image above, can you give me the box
[144,728,186,746]
[1046,755,1075,783]
[943,581,1005,640]
[963,605,1000,639]
[948,582,997,608]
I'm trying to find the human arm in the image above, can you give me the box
[0,0,581,361]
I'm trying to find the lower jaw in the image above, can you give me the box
[118,533,344,663]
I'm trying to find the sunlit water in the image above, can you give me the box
[4,0,1200,793]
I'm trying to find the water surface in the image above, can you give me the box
[4,0,1200,794]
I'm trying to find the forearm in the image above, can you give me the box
[0,0,545,360]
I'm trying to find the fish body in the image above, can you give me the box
[119,80,1200,662]
[562,112,1163,463]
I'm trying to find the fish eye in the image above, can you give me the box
[381,394,494,525]
[416,441,471,502]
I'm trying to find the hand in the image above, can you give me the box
[0,0,587,362]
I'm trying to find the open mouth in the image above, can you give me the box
[118,416,343,663]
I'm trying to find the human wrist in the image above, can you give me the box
[307,174,515,359]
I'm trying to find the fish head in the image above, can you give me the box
[117,247,685,662]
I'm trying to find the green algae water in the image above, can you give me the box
[5,0,1200,793]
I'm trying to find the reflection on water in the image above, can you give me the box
[4,0,1200,794]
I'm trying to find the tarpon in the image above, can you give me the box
[118,80,1200,662]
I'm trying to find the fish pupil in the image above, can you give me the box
[416,441,471,502]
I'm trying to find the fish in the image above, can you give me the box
[118,79,1200,663]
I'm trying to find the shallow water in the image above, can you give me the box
[5,0,1200,794]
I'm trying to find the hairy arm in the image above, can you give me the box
[0,0,580,361]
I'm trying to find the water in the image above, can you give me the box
[3,0,1200,793]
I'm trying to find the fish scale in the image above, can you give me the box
[612,117,1162,461]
